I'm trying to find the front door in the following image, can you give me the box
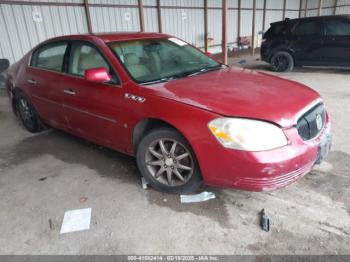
[290,18,325,65]
[61,41,125,149]
[322,17,350,66]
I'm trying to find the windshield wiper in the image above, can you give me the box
[186,65,224,77]
[141,65,224,85]
[140,76,178,85]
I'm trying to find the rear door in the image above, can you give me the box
[290,18,325,65]
[27,41,68,128]
[61,41,125,149]
[323,17,350,65]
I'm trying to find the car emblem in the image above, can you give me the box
[124,93,146,103]
[316,114,323,130]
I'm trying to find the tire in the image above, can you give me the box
[15,92,43,133]
[270,51,294,72]
[136,128,202,194]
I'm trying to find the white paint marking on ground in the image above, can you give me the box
[60,208,92,234]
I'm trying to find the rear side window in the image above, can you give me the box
[31,42,67,72]
[325,18,350,36]
[264,23,288,37]
[292,20,323,36]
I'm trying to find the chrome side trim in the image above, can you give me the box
[32,94,117,124]
[63,104,117,124]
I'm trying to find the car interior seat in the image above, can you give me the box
[124,53,150,80]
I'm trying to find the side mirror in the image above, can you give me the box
[0,59,10,73]
[204,51,213,57]
[85,68,111,83]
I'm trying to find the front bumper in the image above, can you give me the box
[197,117,331,192]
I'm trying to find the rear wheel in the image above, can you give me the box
[16,92,43,133]
[270,51,294,72]
[136,128,202,194]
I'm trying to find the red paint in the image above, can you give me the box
[6,33,331,191]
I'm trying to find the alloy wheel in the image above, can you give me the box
[18,98,35,130]
[145,139,194,187]
[273,54,289,72]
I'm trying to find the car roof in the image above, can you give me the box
[271,15,350,25]
[46,32,172,43]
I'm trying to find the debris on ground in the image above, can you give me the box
[38,177,47,181]
[79,196,88,203]
[238,59,247,65]
[48,219,54,230]
[180,191,216,203]
[141,177,148,189]
[259,208,270,232]
[60,208,92,234]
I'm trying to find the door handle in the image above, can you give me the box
[63,89,76,95]
[27,79,37,85]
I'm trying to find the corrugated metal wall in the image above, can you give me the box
[1,0,331,65]
[0,0,87,63]
[300,0,350,17]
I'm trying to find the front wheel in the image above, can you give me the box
[270,51,294,72]
[136,128,202,194]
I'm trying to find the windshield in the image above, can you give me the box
[108,38,221,84]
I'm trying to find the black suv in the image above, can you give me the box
[261,15,350,72]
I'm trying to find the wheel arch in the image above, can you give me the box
[10,87,24,115]
[132,118,180,153]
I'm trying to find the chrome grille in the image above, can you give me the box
[297,103,325,141]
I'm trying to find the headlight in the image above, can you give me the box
[208,118,288,151]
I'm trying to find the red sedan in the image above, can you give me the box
[5,33,332,193]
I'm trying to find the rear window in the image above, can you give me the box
[264,22,290,38]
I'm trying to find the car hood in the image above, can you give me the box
[144,67,321,127]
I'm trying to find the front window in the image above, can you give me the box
[109,38,221,84]
[325,18,350,36]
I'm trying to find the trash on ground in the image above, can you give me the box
[60,208,91,234]
[180,191,216,203]
[259,208,270,232]
[238,59,247,64]
[38,177,47,181]
[79,196,88,203]
[48,218,54,230]
[141,177,148,190]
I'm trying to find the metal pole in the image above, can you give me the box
[138,0,145,32]
[84,0,92,34]
[317,0,322,16]
[251,0,256,56]
[304,0,308,17]
[262,0,267,32]
[204,0,208,52]
[298,0,303,18]
[222,0,228,64]
[238,0,241,41]
[333,0,338,15]
[282,0,286,20]
[156,0,162,33]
